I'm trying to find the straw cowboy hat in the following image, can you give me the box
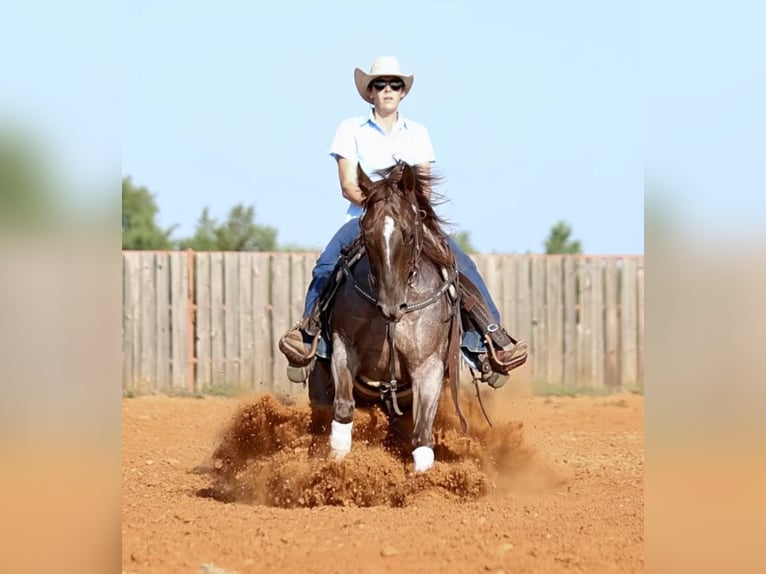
[354,56,414,104]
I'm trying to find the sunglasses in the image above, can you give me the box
[369,78,405,92]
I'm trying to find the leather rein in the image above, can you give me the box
[340,206,459,418]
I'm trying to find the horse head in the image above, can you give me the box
[358,162,422,322]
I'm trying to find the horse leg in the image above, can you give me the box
[410,356,445,473]
[329,335,356,459]
[308,358,334,442]
[308,357,334,407]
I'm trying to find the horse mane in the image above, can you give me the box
[366,164,455,269]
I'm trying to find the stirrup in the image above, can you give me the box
[279,325,320,367]
[485,371,509,389]
[286,357,316,384]
[467,355,510,389]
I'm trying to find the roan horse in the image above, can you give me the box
[307,161,466,472]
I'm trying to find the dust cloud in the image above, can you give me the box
[200,385,562,508]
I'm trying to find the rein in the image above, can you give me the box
[346,176,460,420]
[341,260,457,315]
[340,249,459,420]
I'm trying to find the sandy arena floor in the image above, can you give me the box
[122,385,643,573]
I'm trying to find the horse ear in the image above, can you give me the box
[357,163,373,197]
[398,163,416,194]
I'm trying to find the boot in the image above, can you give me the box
[278,322,320,383]
[458,273,528,379]
[486,338,528,375]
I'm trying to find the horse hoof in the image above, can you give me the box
[330,420,353,457]
[330,448,350,460]
[412,446,434,473]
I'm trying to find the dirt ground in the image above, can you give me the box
[122,384,644,573]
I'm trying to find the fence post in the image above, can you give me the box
[186,249,196,392]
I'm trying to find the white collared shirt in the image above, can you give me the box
[329,110,436,220]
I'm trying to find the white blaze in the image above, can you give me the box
[383,215,396,273]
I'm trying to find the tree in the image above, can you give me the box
[451,230,476,254]
[179,203,278,252]
[544,220,582,254]
[122,177,176,250]
[178,208,219,251]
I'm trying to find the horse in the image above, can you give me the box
[307,161,466,472]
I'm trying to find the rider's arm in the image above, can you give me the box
[336,156,365,207]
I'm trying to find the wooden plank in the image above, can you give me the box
[481,254,502,319]
[530,257,546,383]
[154,252,171,390]
[224,252,241,387]
[239,254,255,388]
[304,254,315,313]
[252,252,273,393]
[120,252,648,395]
[139,252,157,390]
[270,254,292,396]
[604,258,620,389]
[591,259,606,388]
[170,253,189,390]
[195,253,212,390]
[577,259,594,386]
[290,253,307,326]
[209,252,225,390]
[620,258,639,387]
[516,257,532,346]
[637,258,645,384]
[546,257,563,384]
[501,255,518,337]
[122,253,140,391]
[303,253,317,319]
[563,256,577,386]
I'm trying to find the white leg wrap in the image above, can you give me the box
[330,420,353,459]
[412,446,435,473]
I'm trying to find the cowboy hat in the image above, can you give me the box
[354,56,414,104]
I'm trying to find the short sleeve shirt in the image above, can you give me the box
[329,110,436,220]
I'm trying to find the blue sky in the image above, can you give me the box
[121,0,643,254]
[5,1,764,253]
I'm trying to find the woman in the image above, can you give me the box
[279,56,527,385]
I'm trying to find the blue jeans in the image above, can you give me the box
[303,218,500,353]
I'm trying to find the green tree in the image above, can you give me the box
[122,177,176,250]
[179,203,278,251]
[544,220,582,254]
[451,229,476,254]
[178,208,219,251]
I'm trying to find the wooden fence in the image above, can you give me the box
[122,251,644,394]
